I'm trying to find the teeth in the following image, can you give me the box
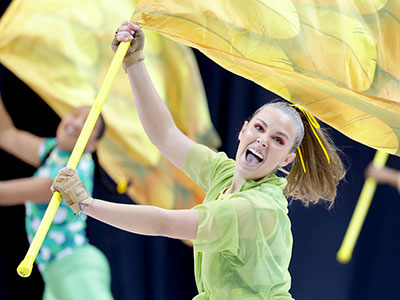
[248,148,264,160]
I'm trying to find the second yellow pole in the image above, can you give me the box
[337,150,389,264]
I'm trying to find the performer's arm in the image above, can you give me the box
[0,96,44,167]
[0,177,53,205]
[85,199,199,240]
[116,22,195,172]
[366,164,400,189]
[52,167,198,239]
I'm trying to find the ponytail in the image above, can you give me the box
[284,117,345,207]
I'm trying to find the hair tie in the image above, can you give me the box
[289,104,331,173]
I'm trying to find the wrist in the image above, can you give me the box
[79,202,87,213]
[79,197,95,213]
[123,51,145,71]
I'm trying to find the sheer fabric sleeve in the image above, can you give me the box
[193,198,239,254]
[184,143,218,191]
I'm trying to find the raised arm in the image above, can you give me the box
[114,22,195,171]
[0,95,44,167]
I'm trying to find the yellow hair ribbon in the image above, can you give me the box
[289,104,331,173]
[297,146,307,173]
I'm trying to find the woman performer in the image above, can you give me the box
[52,21,345,299]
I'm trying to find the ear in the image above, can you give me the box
[238,121,248,141]
[279,152,296,168]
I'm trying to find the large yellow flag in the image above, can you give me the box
[133,0,400,155]
[0,0,220,208]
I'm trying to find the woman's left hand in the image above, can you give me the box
[51,167,93,213]
[112,21,145,70]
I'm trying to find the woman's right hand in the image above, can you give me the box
[112,21,145,70]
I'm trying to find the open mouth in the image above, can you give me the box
[245,148,264,164]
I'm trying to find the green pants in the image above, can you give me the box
[41,245,114,300]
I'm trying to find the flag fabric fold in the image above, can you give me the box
[0,0,220,208]
[133,0,400,155]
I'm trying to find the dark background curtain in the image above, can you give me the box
[1,3,400,300]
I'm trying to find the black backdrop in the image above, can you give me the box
[1,3,400,300]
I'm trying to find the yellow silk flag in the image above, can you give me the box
[133,0,400,155]
[0,0,220,208]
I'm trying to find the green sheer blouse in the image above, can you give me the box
[185,144,294,300]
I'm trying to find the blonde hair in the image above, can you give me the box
[251,101,346,207]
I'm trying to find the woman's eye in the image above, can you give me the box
[274,137,284,145]
[254,124,263,131]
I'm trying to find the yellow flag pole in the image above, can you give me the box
[336,150,389,264]
[17,41,131,278]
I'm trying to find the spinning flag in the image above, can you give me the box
[133,0,400,155]
[0,0,220,208]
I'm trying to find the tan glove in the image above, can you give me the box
[112,24,145,70]
[52,168,93,214]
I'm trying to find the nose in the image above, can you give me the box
[256,138,266,147]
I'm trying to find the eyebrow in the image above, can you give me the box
[256,118,289,140]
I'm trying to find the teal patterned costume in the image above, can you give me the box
[26,138,90,271]
[26,138,113,300]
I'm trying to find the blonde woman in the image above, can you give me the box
[52,22,346,300]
